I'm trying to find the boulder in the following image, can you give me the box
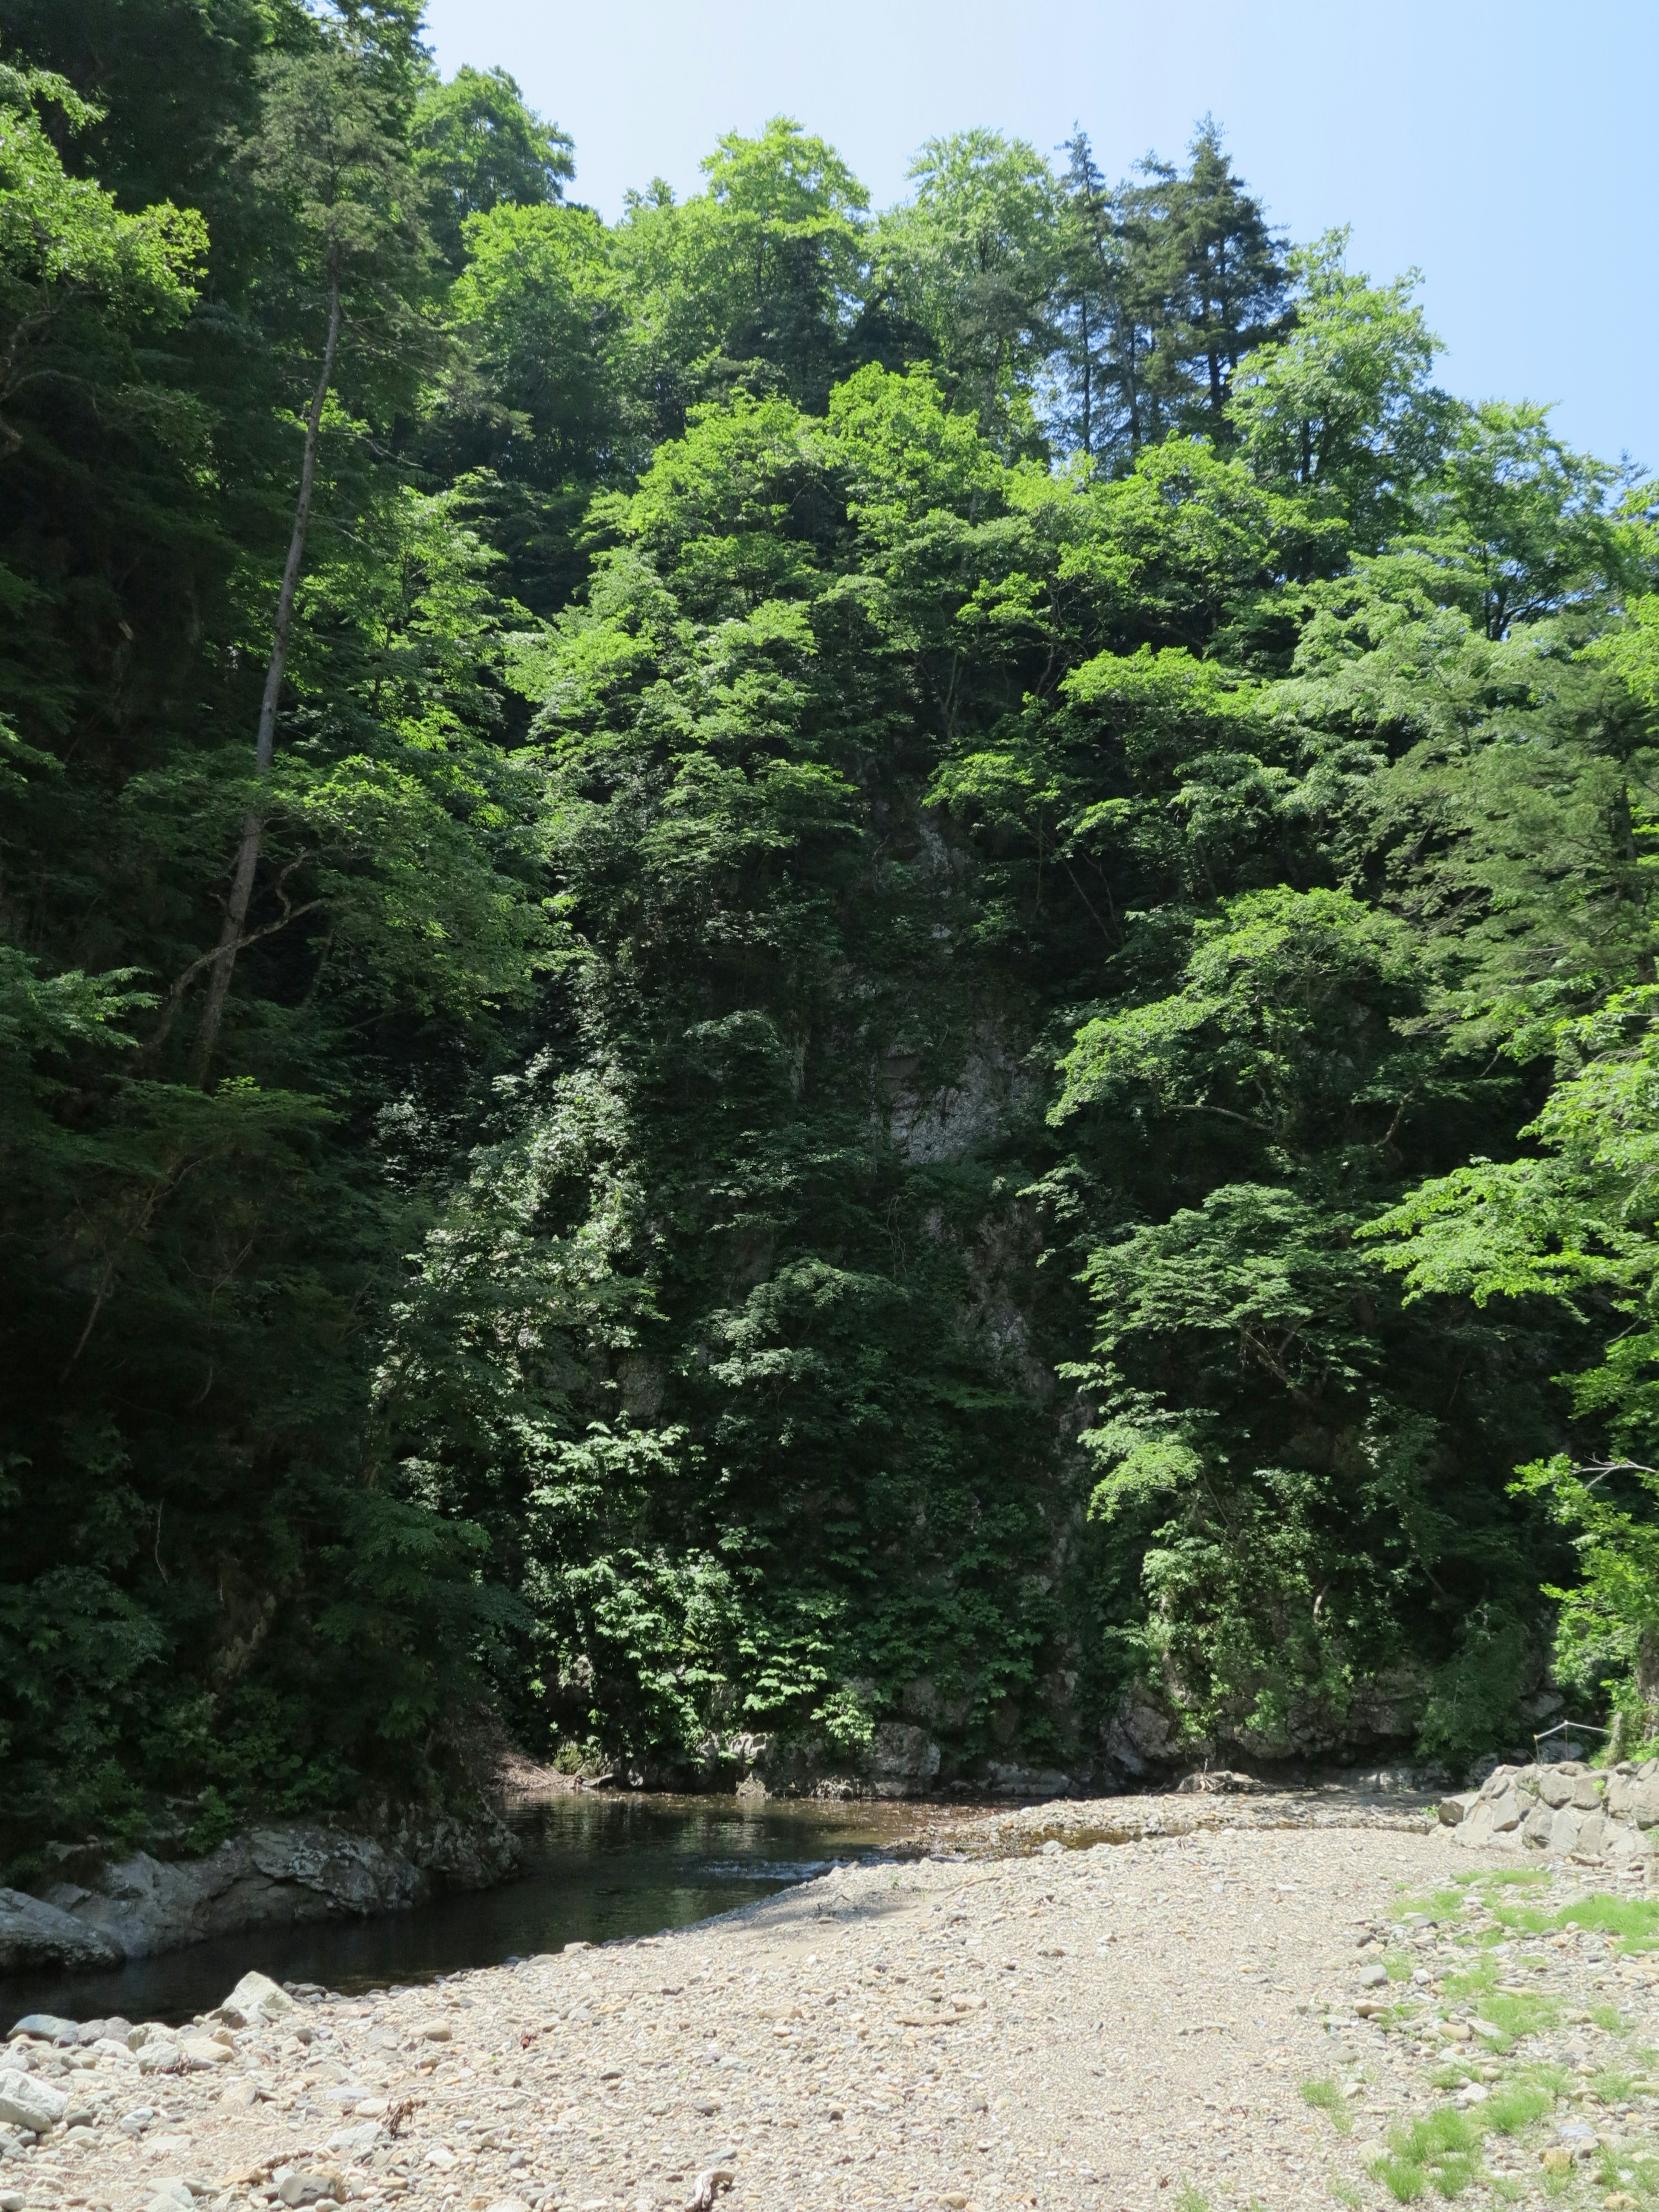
[177,2036,235,2070]
[1574,1812,1608,1857]
[1439,1792,1478,1826]
[1457,1795,1522,1849]
[0,1891,123,1973]
[1488,1789,1524,1832]
[1539,1767,1577,1808]
[1521,1805,1554,1849]
[0,2068,69,2133]
[219,1971,293,2030]
[1550,1805,1583,1854]
[1572,1774,1605,1812]
[5,2016,81,2046]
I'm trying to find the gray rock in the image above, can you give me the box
[325,2123,386,2158]
[0,1891,124,1973]
[1455,1801,1497,1848]
[1439,1792,1477,1826]
[0,2066,69,2133]
[1604,1822,1647,1868]
[1574,1812,1608,1857]
[1521,1805,1554,1849]
[1632,1778,1659,1828]
[57,1809,519,1960]
[1550,1805,1583,1853]
[1487,1789,1523,1832]
[6,2015,81,2046]
[1358,1964,1389,1988]
[1539,1768,1577,1808]
[868,1723,942,1797]
[219,1971,293,2029]
[1572,1775,1605,1812]
[1479,1764,1520,1799]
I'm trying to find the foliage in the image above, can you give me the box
[1,3,1652,1844]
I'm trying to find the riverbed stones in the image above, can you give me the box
[37,1798,1659,2212]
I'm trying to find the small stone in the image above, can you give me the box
[327,2122,387,2157]
[147,2183,196,2212]
[684,2171,734,2212]
[1605,2196,1639,2210]
[1468,2018,1504,2042]
[0,2190,22,2212]
[1358,1964,1389,1988]
[484,2199,532,2212]
[418,2021,452,2042]
[1541,2148,1575,2173]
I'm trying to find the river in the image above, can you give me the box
[1,1792,935,2031]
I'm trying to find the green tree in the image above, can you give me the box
[412,62,573,267]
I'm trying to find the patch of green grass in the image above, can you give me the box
[1443,1956,1500,2002]
[1591,2002,1629,2034]
[1331,2185,1364,2209]
[1478,1869,1552,1890]
[1371,2155,1429,2202]
[1379,2107,1486,2198]
[1484,2082,1554,2135]
[1395,1888,1470,1921]
[1386,1951,1417,1981]
[1557,1896,1659,1952]
[1593,2066,1638,2102]
[1302,2077,1353,2135]
[1174,2183,1210,2212]
[1476,1990,1563,2047]
[1430,2064,1474,2091]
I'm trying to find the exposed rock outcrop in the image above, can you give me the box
[0,1889,125,1973]
[14,1807,520,1966]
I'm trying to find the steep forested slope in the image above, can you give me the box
[3,0,1657,1859]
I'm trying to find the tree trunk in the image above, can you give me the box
[192,264,341,1086]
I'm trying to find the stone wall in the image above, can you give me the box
[1442,1757,1659,1868]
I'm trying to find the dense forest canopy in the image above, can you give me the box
[5,0,1659,1858]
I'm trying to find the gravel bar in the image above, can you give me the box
[6,1798,1659,2212]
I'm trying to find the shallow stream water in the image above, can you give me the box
[1,1792,929,2031]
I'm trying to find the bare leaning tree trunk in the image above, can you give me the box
[192,264,342,1086]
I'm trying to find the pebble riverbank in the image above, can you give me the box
[4,1796,1658,2212]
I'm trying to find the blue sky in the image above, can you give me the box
[421,0,1654,472]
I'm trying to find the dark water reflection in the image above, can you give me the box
[1,1792,928,2031]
